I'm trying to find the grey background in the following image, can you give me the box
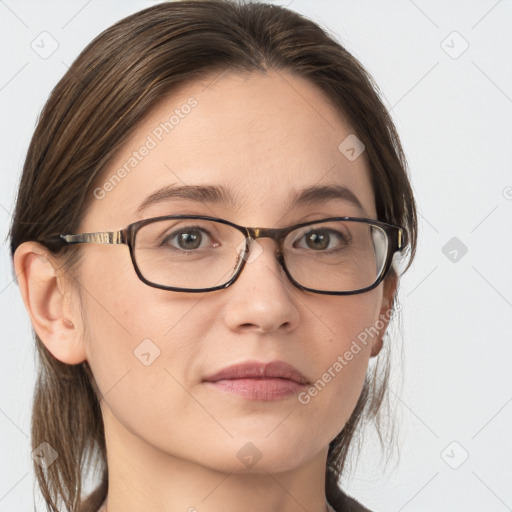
[1,0,511,510]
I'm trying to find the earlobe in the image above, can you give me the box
[370,273,398,358]
[13,241,86,365]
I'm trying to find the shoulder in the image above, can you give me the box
[328,489,373,512]
[326,473,373,512]
[332,490,373,512]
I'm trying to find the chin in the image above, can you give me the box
[192,435,322,475]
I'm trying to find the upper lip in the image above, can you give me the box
[203,360,309,385]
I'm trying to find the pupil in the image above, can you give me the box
[179,231,201,250]
[307,232,328,250]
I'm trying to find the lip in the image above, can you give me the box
[202,360,310,401]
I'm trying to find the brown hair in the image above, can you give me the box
[9,1,417,510]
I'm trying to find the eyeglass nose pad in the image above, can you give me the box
[237,236,265,265]
[233,237,251,268]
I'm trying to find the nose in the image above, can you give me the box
[222,237,300,334]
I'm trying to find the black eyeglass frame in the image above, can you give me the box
[55,215,406,295]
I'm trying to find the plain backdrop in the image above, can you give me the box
[1,1,511,511]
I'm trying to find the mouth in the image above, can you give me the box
[202,360,310,401]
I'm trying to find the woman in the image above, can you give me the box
[9,1,417,511]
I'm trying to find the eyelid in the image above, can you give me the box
[289,223,351,247]
[291,220,351,233]
[164,223,215,237]
[162,226,213,251]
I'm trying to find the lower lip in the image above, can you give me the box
[204,378,307,401]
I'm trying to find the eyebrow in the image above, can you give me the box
[136,184,238,214]
[135,183,365,216]
[288,184,365,213]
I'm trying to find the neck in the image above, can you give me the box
[100,406,332,512]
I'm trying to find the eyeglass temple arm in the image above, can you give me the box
[59,230,126,245]
[397,227,408,250]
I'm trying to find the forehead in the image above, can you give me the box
[84,70,377,229]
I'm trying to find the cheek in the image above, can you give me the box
[79,269,217,454]
[296,292,382,435]
[78,251,213,402]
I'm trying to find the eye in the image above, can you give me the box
[293,227,350,251]
[161,226,216,251]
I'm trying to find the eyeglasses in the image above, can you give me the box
[56,215,406,295]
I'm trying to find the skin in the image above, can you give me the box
[15,69,397,512]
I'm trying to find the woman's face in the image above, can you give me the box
[73,70,394,473]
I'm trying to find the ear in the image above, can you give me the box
[370,272,398,357]
[13,241,87,365]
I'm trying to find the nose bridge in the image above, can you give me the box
[247,226,288,246]
[244,227,289,265]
